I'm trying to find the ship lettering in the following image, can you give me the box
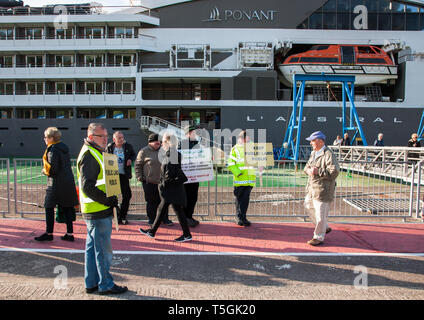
[373,117,384,123]
[247,116,256,122]
[275,116,286,122]
[224,9,276,21]
[353,5,368,30]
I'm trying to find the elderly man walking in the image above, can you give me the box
[304,131,340,246]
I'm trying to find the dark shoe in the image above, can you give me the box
[326,227,332,234]
[187,218,199,227]
[236,220,245,226]
[175,235,192,242]
[61,234,74,242]
[307,239,323,246]
[163,219,174,226]
[242,219,251,227]
[98,284,128,295]
[34,233,53,241]
[139,228,155,238]
[85,285,98,294]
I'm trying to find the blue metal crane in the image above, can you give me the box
[279,73,368,162]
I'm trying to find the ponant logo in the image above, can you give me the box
[203,7,277,22]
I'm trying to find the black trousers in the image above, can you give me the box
[183,182,199,219]
[142,182,169,222]
[45,206,73,234]
[118,174,132,221]
[234,186,253,221]
[151,199,191,237]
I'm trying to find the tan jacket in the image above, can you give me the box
[134,145,161,184]
[304,146,340,202]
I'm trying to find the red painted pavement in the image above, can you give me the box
[0,219,423,254]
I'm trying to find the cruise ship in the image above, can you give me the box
[0,0,424,157]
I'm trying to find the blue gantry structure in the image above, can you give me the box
[279,73,368,162]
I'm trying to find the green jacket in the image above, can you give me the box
[227,143,256,187]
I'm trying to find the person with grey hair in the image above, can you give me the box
[35,127,79,242]
[77,122,127,295]
[139,132,192,242]
[304,131,340,246]
[106,131,136,225]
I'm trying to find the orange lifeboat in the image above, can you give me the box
[279,44,398,86]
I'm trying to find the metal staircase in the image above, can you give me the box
[139,115,219,148]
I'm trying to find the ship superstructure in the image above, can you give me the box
[0,0,424,156]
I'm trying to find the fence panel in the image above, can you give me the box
[0,158,10,217]
[9,157,418,220]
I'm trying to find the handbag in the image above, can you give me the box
[55,205,76,223]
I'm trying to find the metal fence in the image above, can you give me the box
[1,157,422,220]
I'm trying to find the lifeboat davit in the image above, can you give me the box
[278,44,398,86]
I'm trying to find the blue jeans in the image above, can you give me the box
[84,216,114,292]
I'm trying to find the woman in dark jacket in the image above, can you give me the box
[35,127,79,242]
[139,132,192,242]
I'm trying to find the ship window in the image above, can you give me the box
[421,12,424,30]
[0,56,13,67]
[392,2,405,12]
[392,12,406,30]
[337,13,350,29]
[406,12,419,30]
[368,13,378,30]
[0,109,12,119]
[0,83,14,95]
[323,13,337,29]
[323,0,336,12]
[289,57,299,63]
[378,13,392,30]
[115,27,133,39]
[378,0,391,12]
[0,28,13,40]
[357,58,387,64]
[55,55,74,67]
[337,0,349,12]
[25,28,43,39]
[26,55,43,67]
[300,57,339,63]
[309,12,323,29]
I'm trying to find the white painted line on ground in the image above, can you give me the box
[0,247,423,257]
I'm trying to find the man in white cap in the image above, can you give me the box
[304,131,340,246]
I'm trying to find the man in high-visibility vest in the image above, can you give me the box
[227,130,256,226]
[77,122,128,295]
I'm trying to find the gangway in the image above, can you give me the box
[139,115,219,148]
[279,74,368,162]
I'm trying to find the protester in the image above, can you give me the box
[139,132,192,242]
[332,135,343,146]
[77,123,128,295]
[135,133,173,226]
[304,131,340,246]
[341,132,350,146]
[106,131,136,225]
[35,127,79,242]
[374,133,384,146]
[180,125,201,227]
[227,130,256,227]
[408,133,421,162]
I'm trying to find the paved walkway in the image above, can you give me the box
[0,219,423,301]
[0,218,423,255]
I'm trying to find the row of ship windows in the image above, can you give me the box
[0,82,135,95]
[0,27,138,40]
[0,109,137,119]
[0,54,135,68]
[298,12,424,30]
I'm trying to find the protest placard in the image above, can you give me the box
[180,147,214,183]
[103,152,121,231]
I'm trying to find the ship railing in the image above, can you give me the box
[0,5,153,16]
[328,145,424,183]
[4,158,423,221]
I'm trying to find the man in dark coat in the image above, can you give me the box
[35,127,79,242]
[139,132,192,242]
[179,125,201,227]
[106,131,136,225]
